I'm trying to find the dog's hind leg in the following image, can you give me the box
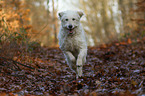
[63,51,76,73]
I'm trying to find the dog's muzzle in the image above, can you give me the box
[67,24,75,34]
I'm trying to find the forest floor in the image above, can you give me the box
[0,38,145,96]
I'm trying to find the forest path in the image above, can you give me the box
[0,39,145,95]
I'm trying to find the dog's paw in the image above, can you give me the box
[76,75,82,79]
[76,74,84,79]
[76,65,82,78]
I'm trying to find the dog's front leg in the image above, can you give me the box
[63,51,76,72]
[76,49,87,78]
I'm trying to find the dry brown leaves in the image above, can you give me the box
[0,40,145,96]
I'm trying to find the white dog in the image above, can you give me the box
[58,10,87,78]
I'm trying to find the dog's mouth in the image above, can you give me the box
[67,27,77,34]
[68,29,74,34]
[66,25,77,34]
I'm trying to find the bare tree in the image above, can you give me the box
[79,0,138,46]
[52,0,58,45]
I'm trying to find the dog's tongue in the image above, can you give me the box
[69,30,73,34]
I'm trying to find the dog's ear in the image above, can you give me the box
[58,12,64,19]
[77,11,84,18]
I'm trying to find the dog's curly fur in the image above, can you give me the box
[58,10,87,78]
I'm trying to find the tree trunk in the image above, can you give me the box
[52,0,58,45]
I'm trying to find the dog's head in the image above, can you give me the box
[58,10,84,34]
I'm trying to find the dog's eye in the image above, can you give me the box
[72,18,75,21]
[65,19,68,21]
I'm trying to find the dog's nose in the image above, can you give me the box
[68,25,73,29]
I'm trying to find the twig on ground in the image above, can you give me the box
[0,57,35,70]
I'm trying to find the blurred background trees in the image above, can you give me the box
[0,0,145,47]
[79,0,145,46]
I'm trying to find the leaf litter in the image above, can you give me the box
[0,40,145,96]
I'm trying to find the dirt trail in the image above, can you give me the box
[0,40,145,95]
